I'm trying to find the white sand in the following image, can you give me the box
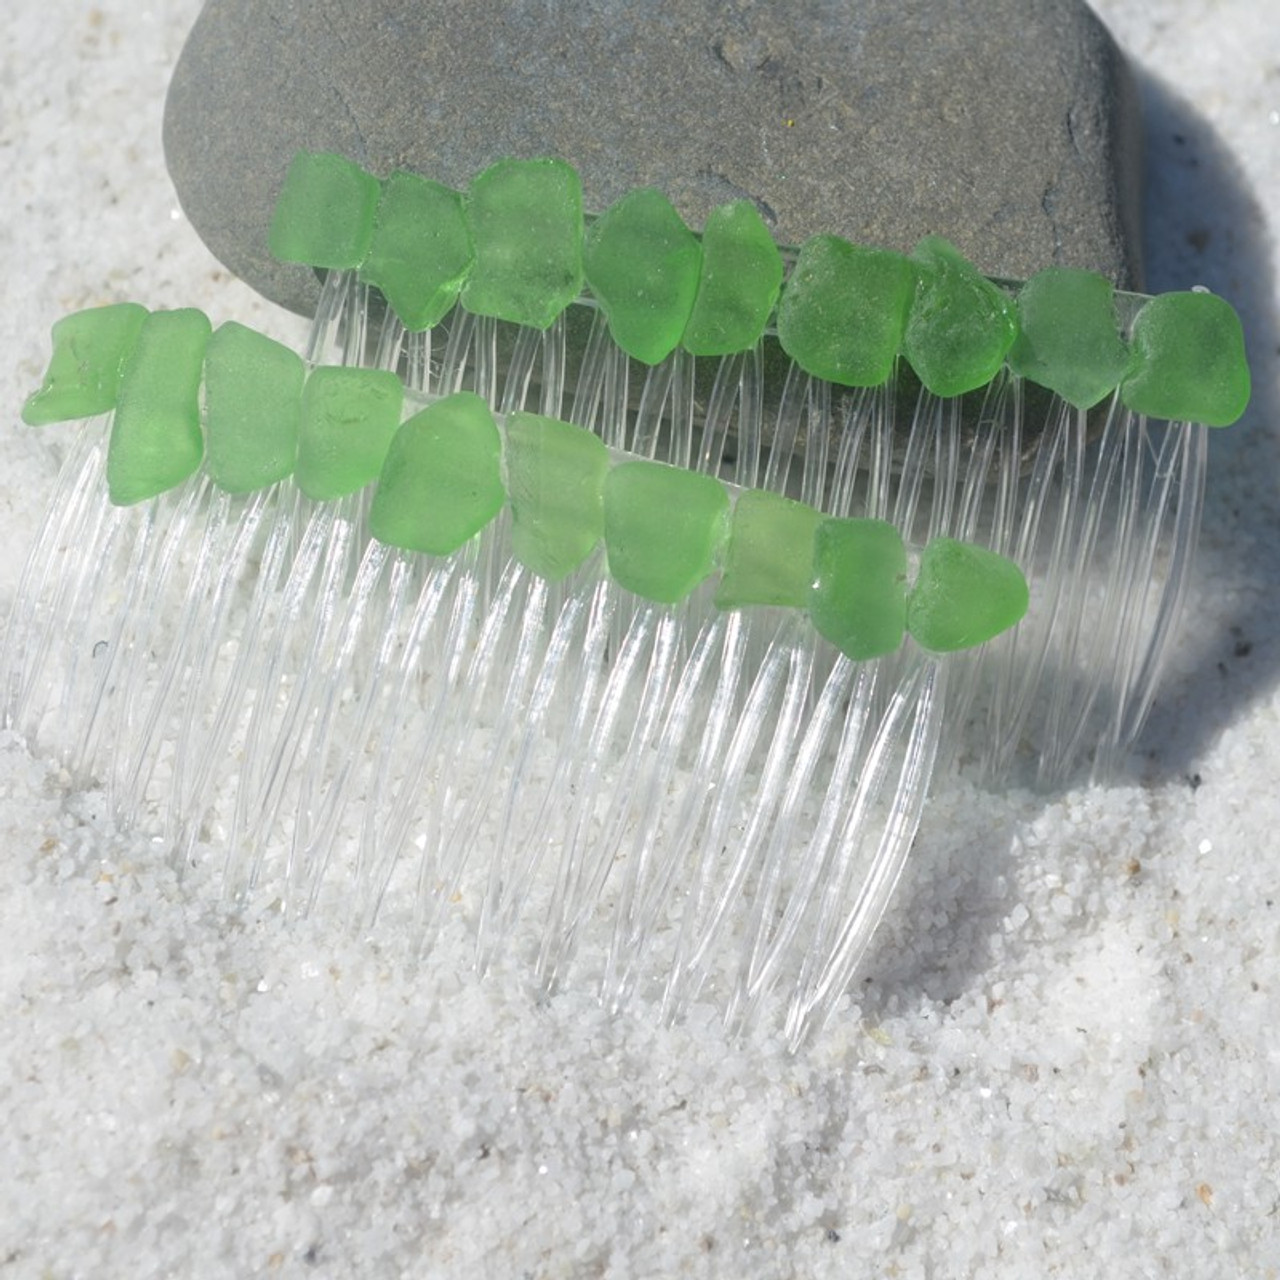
[1,2,1277,1275]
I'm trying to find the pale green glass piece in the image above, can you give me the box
[504,411,609,580]
[902,236,1018,397]
[359,171,474,331]
[1120,290,1251,427]
[268,151,381,269]
[682,201,784,357]
[22,302,148,426]
[603,461,730,603]
[583,187,701,365]
[296,366,403,501]
[808,518,907,660]
[777,235,916,387]
[462,158,584,329]
[906,538,1029,653]
[204,321,305,494]
[369,392,504,555]
[1007,268,1130,410]
[715,489,824,610]
[107,309,211,506]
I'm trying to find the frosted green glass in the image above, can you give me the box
[808,518,907,660]
[296,366,403,501]
[1007,268,1130,410]
[777,235,916,387]
[504,411,610,580]
[268,151,381,269]
[604,461,730,603]
[22,302,148,426]
[107,309,211,506]
[583,187,701,365]
[682,201,783,357]
[369,392,504,555]
[715,489,823,610]
[359,171,474,331]
[204,321,305,494]
[906,538,1029,653]
[462,158,584,329]
[902,237,1018,397]
[1120,290,1251,427]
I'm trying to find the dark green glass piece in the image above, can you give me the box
[462,158,584,329]
[902,237,1018,398]
[504,411,610,580]
[808,517,907,660]
[1007,268,1131,410]
[268,151,381,269]
[369,391,504,555]
[603,461,730,603]
[359,171,474,331]
[204,321,306,494]
[22,303,148,426]
[296,366,404,501]
[906,538,1029,653]
[107,309,211,506]
[777,235,916,387]
[583,187,701,365]
[682,201,784,357]
[1120,290,1251,427]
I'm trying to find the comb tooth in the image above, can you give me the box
[732,639,854,1027]
[788,658,946,1048]
[1099,420,1207,776]
[3,421,116,755]
[478,574,613,975]
[162,489,269,838]
[657,613,804,1022]
[95,480,209,823]
[418,555,541,946]
[168,485,300,869]
[465,571,556,965]
[356,553,476,937]
[217,497,346,899]
[531,597,666,994]
[737,655,866,1034]
[601,610,737,1011]
[290,539,408,919]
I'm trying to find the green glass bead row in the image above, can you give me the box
[21,303,1030,660]
[260,150,1250,425]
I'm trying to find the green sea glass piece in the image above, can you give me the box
[715,489,824,610]
[504,410,609,580]
[906,538,1029,653]
[604,461,730,603]
[583,187,701,365]
[203,322,306,494]
[107,308,211,506]
[1007,267,1131,410]
[268,151,381,269]
[359,171,474,331]
[369,391,504,555]
[295,365,403,501]
[809,518,907,660]
[22,302,148,426]
[1120,290,1251,427]
[462,158,584,329]
[902,236,1019,397]
[682,201,784,357]
[777,235,916,387]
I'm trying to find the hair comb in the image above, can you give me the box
[7,151,1249,1046]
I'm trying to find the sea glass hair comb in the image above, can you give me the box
[6,152,1249,1046]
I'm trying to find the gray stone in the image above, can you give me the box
[164,0,1143,319]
